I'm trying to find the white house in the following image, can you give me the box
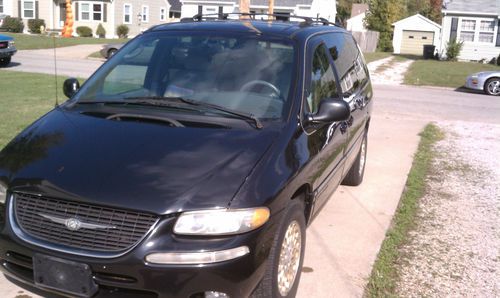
[439,0,500,61]
[392,14,441,55]
[180,0,336,22]
[346,3,368,32]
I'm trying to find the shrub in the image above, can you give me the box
[445,39,463,61]
[376,32,393,52]
[116,24,129,38]
[76,26,93,37]
[497,53,500,66]
[96,23,106,38]
[1,16,24,33]
[27,19,46,34]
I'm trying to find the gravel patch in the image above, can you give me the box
[367,57,414,85]
[396,121,500,297]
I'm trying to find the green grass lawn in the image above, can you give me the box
[363,52,392,63]
[0,71,73,149]
[3,33,128,50]
[404,60,500,88]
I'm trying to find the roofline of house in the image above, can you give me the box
[391,13,442,29]
[442,10,499,17]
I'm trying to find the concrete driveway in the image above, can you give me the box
[1,83,499,297]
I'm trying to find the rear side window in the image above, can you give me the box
[307,45,338,113]
[323,33,367,94]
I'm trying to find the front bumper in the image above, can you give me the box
[0,201,280,298]
[0,47,16,58]
[464,76,485,91]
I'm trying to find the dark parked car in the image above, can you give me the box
[0,14,373,298]
[0,33,16,67]
[99,43,124,59]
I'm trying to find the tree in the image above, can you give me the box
[365,0,406,51]
[336,0,368,26]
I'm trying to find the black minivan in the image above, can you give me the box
[0,14,372,298]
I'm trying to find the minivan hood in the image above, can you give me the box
[0,108,277,215]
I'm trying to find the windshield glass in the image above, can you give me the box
[74,31,296,120]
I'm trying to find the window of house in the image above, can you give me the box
[80,2,102,21]
[93,3,102,21]
[169,11,181,18]
[479,20,495,43]
[459,19,476,42]
[141,5,149,23]
[23,0,35,19]
[160,7,166,21]
[308,45,338,113]
[123,4,132,24]
[0,0,4,14]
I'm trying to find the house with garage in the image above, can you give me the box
[392,14,441,55]
[346,3,368,32]
[439,0,500,61]
[1,0,181,37]
[179,0,336,22]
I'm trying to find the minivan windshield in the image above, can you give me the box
[74,31,296,120]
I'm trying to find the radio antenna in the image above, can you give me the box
[52,36,59,107]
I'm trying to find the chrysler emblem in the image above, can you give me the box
[38,213,117,231]
[65,218,82,231]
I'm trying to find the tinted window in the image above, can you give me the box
[323,33,367,94]
[307,45,338,113]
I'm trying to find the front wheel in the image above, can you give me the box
[0,57,11,67]
[484,78,500,96]
[342,131,368,186]
[252,199,306,298]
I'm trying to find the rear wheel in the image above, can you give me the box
[484,78,500,96]
[0,57,11,67]
[252,199,306,298]
[342,131,368,186]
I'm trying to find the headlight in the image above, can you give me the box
[173,207,270,236]
[0,182,6,205]
[8,41,15,48]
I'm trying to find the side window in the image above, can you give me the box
[323,33,366,94]
[308,45,338,113]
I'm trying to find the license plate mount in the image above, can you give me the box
[33,253,98,298]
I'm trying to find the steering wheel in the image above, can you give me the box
[240,80,281,99]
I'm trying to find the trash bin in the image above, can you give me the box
[423,44,436,59]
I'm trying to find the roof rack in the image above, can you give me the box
[180,13,339,28]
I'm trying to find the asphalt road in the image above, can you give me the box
[4,46,103,78]
[1,54,499,297]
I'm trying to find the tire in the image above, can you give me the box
[252,199,306,298]
[484,78,500,96]
[107,49,117,59]
[341,131,368,186]
[0,57,11,67]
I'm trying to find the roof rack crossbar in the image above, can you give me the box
[181,12,323,27]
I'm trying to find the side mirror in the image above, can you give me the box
[306,98,350,126]
[63,78,80,98]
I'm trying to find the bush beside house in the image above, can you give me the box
[27,19,46,34]
[96,24,106,38]
[445,39,463,61]
[1,17,24,33]
[116,25,129,38]
[76,26,93,37]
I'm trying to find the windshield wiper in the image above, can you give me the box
[124,96,263,129]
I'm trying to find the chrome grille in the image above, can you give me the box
[0,42,7,49]
[14,193,158,253]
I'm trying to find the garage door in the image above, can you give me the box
[401,30,434,55]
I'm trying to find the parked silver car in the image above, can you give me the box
[99,43,124,59]
[465,71,500,96]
